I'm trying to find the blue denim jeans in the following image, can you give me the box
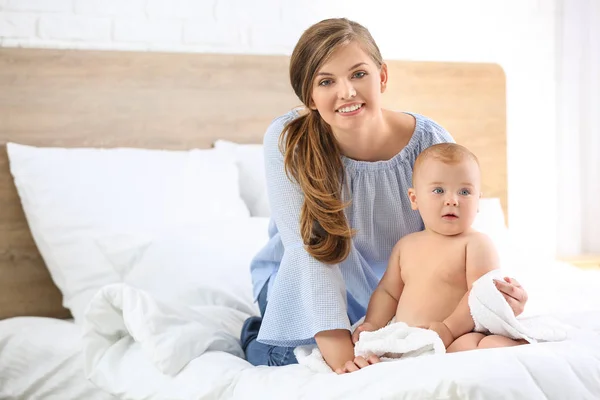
[240,281,298,366]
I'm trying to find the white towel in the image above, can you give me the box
[469,269,568,343]
[295,269,567,373]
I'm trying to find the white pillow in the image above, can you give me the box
[99,218,269,316]
[7,143,250,322]
[214,140,270,217]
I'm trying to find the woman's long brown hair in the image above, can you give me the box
[282,18,383,264]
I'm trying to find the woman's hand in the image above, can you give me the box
[493,276,528,316]
[335,354,380,374]
[315,328,381,374]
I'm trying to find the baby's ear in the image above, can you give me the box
[408,188,418,210]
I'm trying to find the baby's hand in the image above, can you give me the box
[352,322,378,344]
[427,321,455,348]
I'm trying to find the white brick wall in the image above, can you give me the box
[75,0,144,17]
[114,17,180,43]
[0,12,36,38]
[3,0,71,13]
[0,0,562,256]
[39,15,111,41]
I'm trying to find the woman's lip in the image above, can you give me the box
[336,103,364,116]
[336,102,363,111]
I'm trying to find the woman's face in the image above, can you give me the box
[309,41,387,134]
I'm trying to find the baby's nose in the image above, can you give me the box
[445,197,458,206]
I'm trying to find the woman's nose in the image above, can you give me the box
[338,81,356,99]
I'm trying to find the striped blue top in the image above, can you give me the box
[251,109,454,347]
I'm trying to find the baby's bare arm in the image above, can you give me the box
[465,233,501,288]
[363,240,405,329]
[443,233,501,340]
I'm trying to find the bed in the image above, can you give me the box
[1,47,599,400]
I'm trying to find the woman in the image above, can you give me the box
[240,18,528,373]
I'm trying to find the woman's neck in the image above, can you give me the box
[333,109,402,162]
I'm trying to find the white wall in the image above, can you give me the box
[0,0,560,256]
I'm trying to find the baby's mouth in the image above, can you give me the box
[442,213,458,220]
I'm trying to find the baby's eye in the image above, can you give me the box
[353,71,366,79]
[459,189,471,196]
[319,79,332,87]
[432,188,444,194]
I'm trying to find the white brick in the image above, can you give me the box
[249,21,303,51]
[39,15,111,41]
[146,0,212,19]
[114,18,181,43]
[280,1,341,27]
[214,0,280,25]
[0,37,140,50]
[75,0,144,16]
[4,0,72,13]
[184,19,244,46]
[0,12,36,38]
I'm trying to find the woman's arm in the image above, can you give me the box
[257,113,356,368]
[316,330,380,373]
[315,330,355,371]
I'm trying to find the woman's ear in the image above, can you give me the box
[380,63,388,93]
[408,188,418,210]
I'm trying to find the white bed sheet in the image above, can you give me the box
[0,317,114,400]
[85,309,600,400]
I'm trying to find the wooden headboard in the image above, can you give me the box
[0,48,506,319]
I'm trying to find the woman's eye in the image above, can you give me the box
[353,71,366,79]
[319,79,332,86]
[433,188,444,194]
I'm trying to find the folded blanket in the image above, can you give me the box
[295,269,568,373]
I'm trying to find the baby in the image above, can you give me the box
[353,143,526,352]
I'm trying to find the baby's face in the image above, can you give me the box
[410,158,481,236]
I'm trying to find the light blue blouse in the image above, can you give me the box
[251,109,454,347]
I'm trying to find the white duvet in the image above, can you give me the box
[82,257,600,399]
[72,217,600,400]
[0,317,114,400]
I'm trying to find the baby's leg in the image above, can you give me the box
[477,335,528,349]
[446,332,486,353]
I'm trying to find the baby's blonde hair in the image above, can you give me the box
[412,143,480,186]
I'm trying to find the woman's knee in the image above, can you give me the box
[244,339,297,366]
[267,346,298,366]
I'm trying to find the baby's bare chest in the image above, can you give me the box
[400,240,468,288]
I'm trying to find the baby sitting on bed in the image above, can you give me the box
[353,143,527,352]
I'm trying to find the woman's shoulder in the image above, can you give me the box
[263,108,302,149]
[402,112,455,158]
[408,113,454,144]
